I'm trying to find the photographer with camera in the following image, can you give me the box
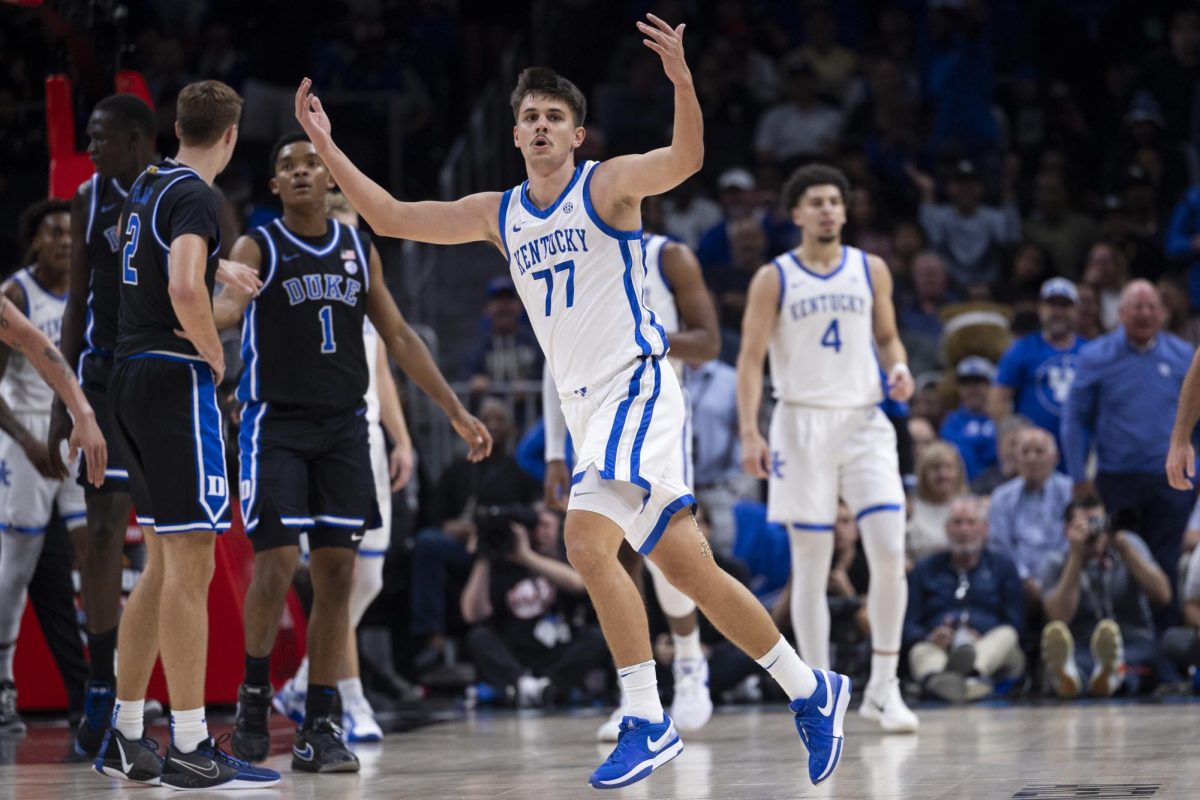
[460,504,607,707]
[1040,495,1172,697]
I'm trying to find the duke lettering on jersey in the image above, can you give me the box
[237,218,371,410]
[82,174,130,357]
[500,160,668,396]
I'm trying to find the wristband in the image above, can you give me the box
[890,363,911,378]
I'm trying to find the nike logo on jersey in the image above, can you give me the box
[172,756,221,779]
[282,253,302,262]
[646,721,677,752]
[101,202,120,213]
[512,223,522,232]
[817,672,835,716]
[293,743,314,761]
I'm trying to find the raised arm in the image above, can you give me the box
[0,296,105,486]
[587,15,703,217]
[295,78,504,250]
[736,264,781,479]
[363,243,492,461]
[212,235,261,330]
[661,241,720,361]
[869,255,913,401]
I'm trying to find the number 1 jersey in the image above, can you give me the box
[500,160,668,398]
[768,245,883,408]
[237,217,371,410]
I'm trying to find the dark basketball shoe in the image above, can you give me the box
[161,734,281,791]
[0,680,26,736]
[75,681,116,756]
[292,716,360,773]
[93,728,163,785]
[231,683,273,762]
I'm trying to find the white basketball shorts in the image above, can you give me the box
[0,411,87,534]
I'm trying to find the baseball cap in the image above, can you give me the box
[1040,277,1079,304]
[486,277,517,298]
[956,356,996,382]
[718,168,755,192]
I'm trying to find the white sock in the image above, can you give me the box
[756,635,817,702]
[787,530,834,670]
[617,660,663,723]
[858,511,907,685]
[114,699,145,741]
[612,668,629,708]
[170,707,208,754]
[673,628,703,661]
[338,677,364,704]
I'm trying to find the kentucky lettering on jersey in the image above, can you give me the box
[237,217,371,410]
[769,245,883,408]
[82,174,129,356]
[3,267,67,413]
[499,160,668,396]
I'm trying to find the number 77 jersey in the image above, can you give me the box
[768,245,884,408]
[500,160,668,397]
[236,217,371,409]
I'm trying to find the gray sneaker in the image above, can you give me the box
[0,681,26,737]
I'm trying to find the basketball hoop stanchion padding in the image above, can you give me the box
[44,71,156,200]
[14,505,309,710]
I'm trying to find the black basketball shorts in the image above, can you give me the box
[76,351,132,497]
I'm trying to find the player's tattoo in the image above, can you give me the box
[42,346,67,368]
[0,299,9,329]
[692,514,711,559]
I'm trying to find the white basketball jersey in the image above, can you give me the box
[501,160,668,396]
[2,267,66,414]
[640,234,680,335]
[363,318,380,425]
[768,246,883,408]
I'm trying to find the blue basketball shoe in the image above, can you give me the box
[587,713,683,790]
[789,669,850,786]
[75,680,116,756]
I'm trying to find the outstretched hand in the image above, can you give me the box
[295,78,333,151]
[637,14,691,86]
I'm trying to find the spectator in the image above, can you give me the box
[905,496,1026,704]
[910,159,1021,290]
[1165,181,1200,313]
[462,278,543,395]
[1133,7,1200,144]
[1041,496,1173,697]
[971,415,1033,495]
[1117,164,1168,281]
[939,357,998,482]
[906,442,968,564]
[1082,241,1128,330]
[1022,170,1099,280]
[1075,283,1106,340]
[1062,280,1194,623]
[790,5,857,104]
[461,506,606,707]
[987,427,1073,611]
[696,168,788,273]
[686,358,754,559]
[752,56,842,168]
[993,243,1052,319]
[1161,543,1200,685]
[990,277,1086,454]
[662,178,724,252]
[897,250,954,375]
[409,398,541,673]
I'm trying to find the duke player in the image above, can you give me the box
[544,220,722,740]
[737,164,919,733]
[92,81,280,791]
[215,134,487,773]
[297,13,851,789]
[50,94,156,756]
[0,200,106,735]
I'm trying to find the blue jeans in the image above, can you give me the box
[408,528,472,637]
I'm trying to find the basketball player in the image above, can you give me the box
[216,134,488,772]
[0,199,107,735]
[544,219,722,739]
[92,80,280,791]
[736,164,919,733]
[46,94,153,756]
[296,13,851,788]
[268,190,414,744]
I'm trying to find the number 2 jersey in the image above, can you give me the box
[236,217,371,410]
[768,245,882,408]
[500,160,668,397]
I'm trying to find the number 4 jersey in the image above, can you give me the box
[768,245,883,408]
[500,160,668,397]
[237,217,371,409]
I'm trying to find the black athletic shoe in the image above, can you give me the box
[75,681,116,756]
[93,728,162,785]
[292,716,360,773]
[161,734,281,791]
[0,680,25,736]
[231,683,273,762]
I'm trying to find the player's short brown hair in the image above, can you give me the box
[510,67,587,128]
[782,163,852,211]
[176,80,243,146]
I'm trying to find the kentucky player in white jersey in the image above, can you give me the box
[297,13,851,788]
[543,219,721,740]
[737,164,918,733]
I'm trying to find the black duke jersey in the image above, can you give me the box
[116,159,220,359]
[82,174,129,357]
[236,218,371,410]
